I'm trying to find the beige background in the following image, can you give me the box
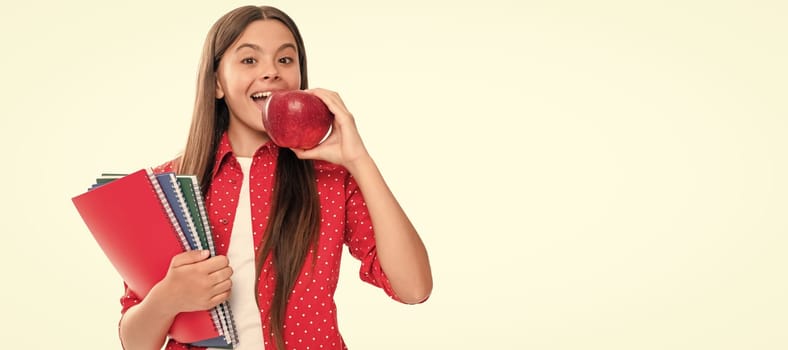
[2,0,787,348]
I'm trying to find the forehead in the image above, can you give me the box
[231,19,297,51]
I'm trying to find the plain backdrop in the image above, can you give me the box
[1,0,787,349]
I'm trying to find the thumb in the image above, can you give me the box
[171,250,210,267]
[292,147,317,160]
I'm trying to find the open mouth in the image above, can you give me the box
[251,91,272,111]
[251,91,272,101]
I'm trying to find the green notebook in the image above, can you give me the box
[175,176,209,250]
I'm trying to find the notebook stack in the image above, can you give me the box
[72,168,238,348]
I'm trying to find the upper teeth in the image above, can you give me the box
[252,92,272,100]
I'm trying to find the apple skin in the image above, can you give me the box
[263,90,334,149]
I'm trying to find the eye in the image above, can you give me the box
[241,57,257,64]
[278,57,294,64]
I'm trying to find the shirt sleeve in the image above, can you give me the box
[119,283,142,314]
[152,159,177,174]
[343,173,402,302]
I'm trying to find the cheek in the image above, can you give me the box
[285,67,303,89]
[219,66,252,93]
[225,81,256,104]
[294,78,303,90]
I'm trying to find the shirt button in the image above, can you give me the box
[219,218,229,225]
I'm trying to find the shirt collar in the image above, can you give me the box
[211,131,279,180]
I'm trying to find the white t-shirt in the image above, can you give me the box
[209,156,264,349]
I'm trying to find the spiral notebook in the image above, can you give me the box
[72,169,238,348]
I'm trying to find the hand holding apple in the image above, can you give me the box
[263,90,334,149]
[289,88,372,171]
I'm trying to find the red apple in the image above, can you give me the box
[263,90,334,149]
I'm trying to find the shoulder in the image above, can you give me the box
[151,156,182,174]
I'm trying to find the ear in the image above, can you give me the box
[215,76,225,99]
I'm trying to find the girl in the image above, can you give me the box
[117,5,432,350]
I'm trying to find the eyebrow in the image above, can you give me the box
[235,42,297,53]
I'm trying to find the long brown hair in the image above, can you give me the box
[177,6,318,350]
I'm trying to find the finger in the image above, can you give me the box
[306,89,350,117]
[292,147,318,160]
[212,278,232,292]
[305,87,334,97]
[209,266,234,285]
[171,250,210,267]
[210,280,232,300]
[195,255,230,273]
[209,290,232,307]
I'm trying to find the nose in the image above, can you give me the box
[259,62,280,81]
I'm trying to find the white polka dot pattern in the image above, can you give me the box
[119,134,399,350]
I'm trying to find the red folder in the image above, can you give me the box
[71,169,219,344]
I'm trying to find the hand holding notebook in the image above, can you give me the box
[155,250,233,313]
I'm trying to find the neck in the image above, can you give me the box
[227,122,271,157]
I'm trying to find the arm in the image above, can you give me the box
[294,88,432,304]
[119,288,177,350]
[346,156,433,303]
[120,250,233,350]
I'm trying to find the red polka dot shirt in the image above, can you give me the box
[119,132,400,349]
